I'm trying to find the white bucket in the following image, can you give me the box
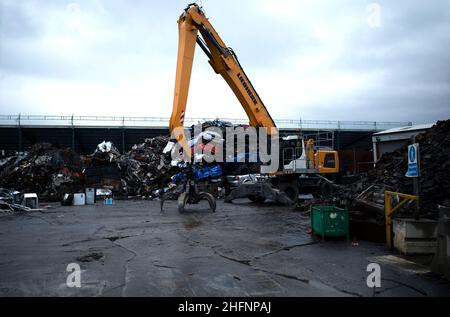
[85,188,95,205]
[73,193,86,206]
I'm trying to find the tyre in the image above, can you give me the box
[320,181,333,197]
[224,186,232,197]
[278,182,299,204]
[248,195,266,203]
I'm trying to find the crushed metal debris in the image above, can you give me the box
[302,120,450,220]
[1,120,449,219]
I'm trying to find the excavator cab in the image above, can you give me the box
[277,135,339,174]
[280,135,309,173]
[315,150,339,174]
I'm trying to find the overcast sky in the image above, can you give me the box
[1,0,449,124]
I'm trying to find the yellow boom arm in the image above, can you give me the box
[170,4,277,146]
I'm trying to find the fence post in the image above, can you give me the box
[18,113,22,152]
[71,114,75,150]
[122,116,126,154]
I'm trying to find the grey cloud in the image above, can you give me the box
[0,1,43,39]
[0,0,449,123]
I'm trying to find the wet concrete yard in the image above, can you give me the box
[1,200,449,296]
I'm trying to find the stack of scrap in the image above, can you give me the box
[119,136,178,197]
[0,143,83,201]
[0,188,28,212]
[83,141,122,191]
[188,119,261,174]
[195,119,234,130]
[325,120,450,220]
[82,137,177,196]
[92,141,121,164]
[0,137,181,200]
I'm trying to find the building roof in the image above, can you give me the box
[373,122,435,136]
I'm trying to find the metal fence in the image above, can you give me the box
[0,114,412,131]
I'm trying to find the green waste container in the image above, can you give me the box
[311,206,349,240]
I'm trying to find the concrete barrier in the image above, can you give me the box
[393,218,438,254]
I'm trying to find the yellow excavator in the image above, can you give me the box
[169,4,339,203]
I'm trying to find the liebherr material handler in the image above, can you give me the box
[169,3,339,203]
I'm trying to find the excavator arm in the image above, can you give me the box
[170,3,277,147]
[169,4,339,175]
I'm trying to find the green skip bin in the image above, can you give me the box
[311,206,349,240]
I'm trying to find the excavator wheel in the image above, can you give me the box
[319,180,334,197]
[278,182,299,204]
[248,195,267,203]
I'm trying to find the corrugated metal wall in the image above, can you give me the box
[0,126,373,155]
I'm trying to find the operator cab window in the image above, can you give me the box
[323,153,335,168]
[283,148,294,165]
[295,147,302,159]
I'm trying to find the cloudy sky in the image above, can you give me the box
[1,0,449,124]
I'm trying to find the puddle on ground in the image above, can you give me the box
[76,252,104,263]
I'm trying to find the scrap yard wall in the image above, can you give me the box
[0,126,168,155]
[1,126,375,156]
[0,116,410,152]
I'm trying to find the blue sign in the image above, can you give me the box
[405,143,419,177]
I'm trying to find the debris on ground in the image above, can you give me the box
[94,141,121,163]
[0,119,264,202]
[0,188,29,212]
[224,181,293,205]
[307,120,450,220]
[0,188,47,212]
[0,143,84,201]
[1,119,448,217]
[118,136,178,197]
[0,137,180,200]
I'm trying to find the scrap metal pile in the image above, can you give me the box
[0,119,240,205]
[313,120,450,220]
[0,188,31,212]
[0,137,179,201]
[0,143,84,201]
[188,119,260,175]
[118,136,178,197]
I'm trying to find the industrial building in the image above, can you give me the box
[372,123,435,162]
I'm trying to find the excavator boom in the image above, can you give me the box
[170,3,277,144]
[169,4,339,176]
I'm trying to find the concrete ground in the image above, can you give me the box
[0,199,449,297]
